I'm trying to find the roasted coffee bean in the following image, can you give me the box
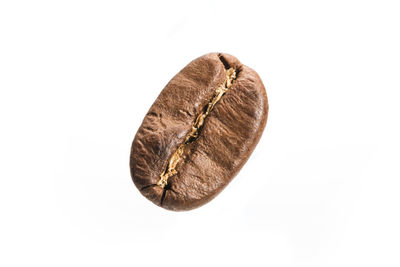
[130,53,268,211]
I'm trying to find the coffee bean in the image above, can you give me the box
[130,53,268,211]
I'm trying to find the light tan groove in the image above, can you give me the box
[156,67,236,188]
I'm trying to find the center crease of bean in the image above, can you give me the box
[156,67,236,188]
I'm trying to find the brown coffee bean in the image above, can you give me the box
[130,53,268,211]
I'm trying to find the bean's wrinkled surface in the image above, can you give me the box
[130,53,268,211]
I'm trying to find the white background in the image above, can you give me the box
[1,0,399,266]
